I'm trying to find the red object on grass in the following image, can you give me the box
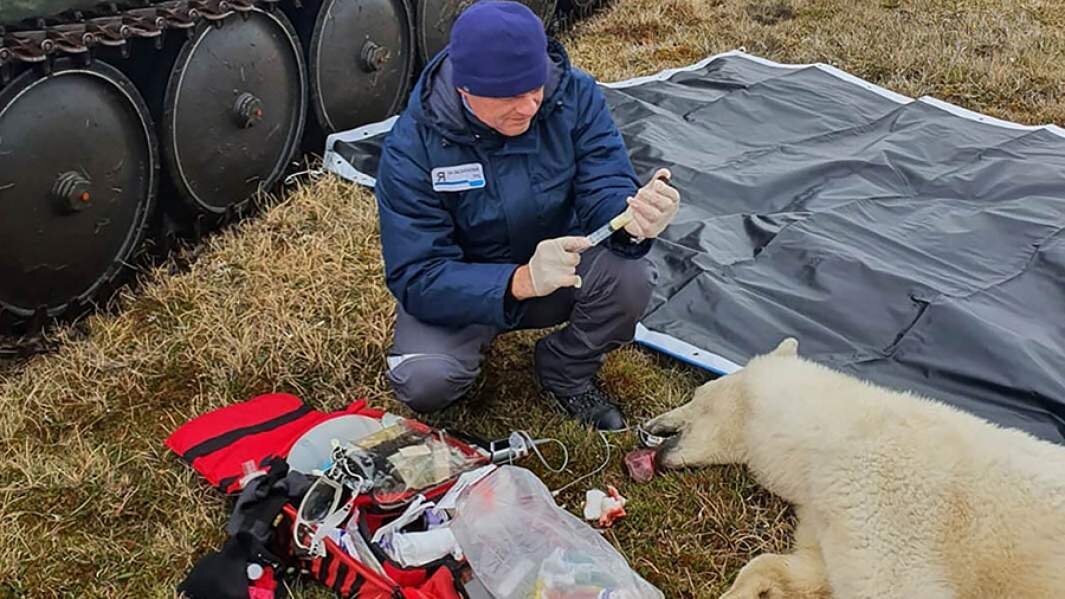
[624,448,657,483]
[169,393,483,599]
[164,393,381,494]
[599,485,627,528]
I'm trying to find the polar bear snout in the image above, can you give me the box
[645,373,754,468]
[653,433,684,469]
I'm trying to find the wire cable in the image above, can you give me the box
[550,430,614,497]
[505,431,571,474]
[529,436,570,474]
[546,424,663,497]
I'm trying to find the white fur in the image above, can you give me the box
[645,338,1065,599]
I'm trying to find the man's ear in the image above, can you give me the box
[771,337,798,357]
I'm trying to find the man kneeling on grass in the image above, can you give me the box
[374,0,680,431]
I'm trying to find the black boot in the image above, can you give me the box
[545,384,627,431]
[533,339,627,431]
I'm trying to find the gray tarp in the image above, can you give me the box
[324,51,1065,444]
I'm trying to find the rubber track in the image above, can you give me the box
[0,0,293,74]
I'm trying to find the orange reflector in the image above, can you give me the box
[80,192,90,202]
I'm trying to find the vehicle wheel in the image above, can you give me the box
[0,59,157,329]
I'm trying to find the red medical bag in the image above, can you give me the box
[167,393,488,599]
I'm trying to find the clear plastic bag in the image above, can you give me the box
[450,466,664,599]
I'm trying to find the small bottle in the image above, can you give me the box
[246,563,264,581]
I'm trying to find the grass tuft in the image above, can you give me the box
[746,0,795,25]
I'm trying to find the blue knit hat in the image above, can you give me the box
[449,1,548,98]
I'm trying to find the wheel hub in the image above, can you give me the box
[51,171,93,212]
[360,40,390,73]
[233,92,264,128]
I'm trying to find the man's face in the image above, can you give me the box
[460,87,545,136]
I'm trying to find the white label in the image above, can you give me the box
[431,163,486,192]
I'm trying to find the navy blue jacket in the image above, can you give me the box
[375,40,649,328]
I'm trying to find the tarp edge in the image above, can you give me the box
[918,96,1065,138]
[323,50,1064,191]
[322,115,400,187]
[600,48,779,89]
[634,323,742,376]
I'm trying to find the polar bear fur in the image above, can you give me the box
[644,338,1065,599]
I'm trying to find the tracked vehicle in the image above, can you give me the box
[0,0,596,333]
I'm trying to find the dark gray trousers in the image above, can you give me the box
[385,246,655,413]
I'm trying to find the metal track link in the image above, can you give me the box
[0,0,285,67]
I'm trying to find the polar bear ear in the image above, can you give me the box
[772,337,799,357]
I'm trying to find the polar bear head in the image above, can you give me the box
[643,337,799,469]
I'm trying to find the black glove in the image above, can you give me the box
[178,457,311,598]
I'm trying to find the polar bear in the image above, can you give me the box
[644,338,1065,599]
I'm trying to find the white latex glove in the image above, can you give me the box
[528,236,591,296]
[624,168,680,239]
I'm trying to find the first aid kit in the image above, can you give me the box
[167,393,496,599]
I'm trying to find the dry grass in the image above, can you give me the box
[2,0,1064,597]
[567,0,1065,125]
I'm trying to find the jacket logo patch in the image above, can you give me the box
[431,163,486,192]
